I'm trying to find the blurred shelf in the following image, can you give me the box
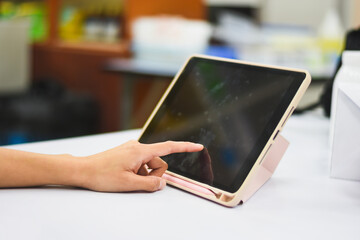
[206,0,260,7]
[32,40,130,56]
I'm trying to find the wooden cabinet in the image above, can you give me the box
[32,43,129,133]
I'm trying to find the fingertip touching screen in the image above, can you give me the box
[139,57,306,193]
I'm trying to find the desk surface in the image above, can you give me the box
[1,111,359,240]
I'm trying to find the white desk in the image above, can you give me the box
[1,111,359,240]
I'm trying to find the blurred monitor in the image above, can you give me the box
[0,18,30,95]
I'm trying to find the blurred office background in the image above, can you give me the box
[0,0,359,145]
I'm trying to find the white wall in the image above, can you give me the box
[259,0,338,30]
[206,0,359,31]
[340,0,360,30]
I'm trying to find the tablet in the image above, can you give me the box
[139,55,311,205]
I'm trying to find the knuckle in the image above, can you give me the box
[127,145,138,155]
[165,140,174,151]
[162,161,168,169]
[149,178,159,192]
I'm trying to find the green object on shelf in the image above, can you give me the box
[16,2,47,42]
[0,2,47,42]
[29,9,47,42]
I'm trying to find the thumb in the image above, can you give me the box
[129,175,167,192]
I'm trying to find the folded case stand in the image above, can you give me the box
[163,134,289,207]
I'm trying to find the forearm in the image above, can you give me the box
[0,148,85,188]
[0,141,202,192]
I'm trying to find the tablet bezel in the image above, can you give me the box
[138,54,311,198]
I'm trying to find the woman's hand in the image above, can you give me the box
[77,140,203,192]
[0,140,203,192]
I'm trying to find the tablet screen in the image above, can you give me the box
[139,56,306,193]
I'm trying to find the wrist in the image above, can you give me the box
[63,155,92,189]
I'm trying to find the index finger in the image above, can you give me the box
[140,141,203,163]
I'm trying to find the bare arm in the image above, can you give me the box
[0,140,203,192]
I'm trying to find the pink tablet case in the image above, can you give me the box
[163,134,289,204]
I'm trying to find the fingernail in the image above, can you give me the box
[195,143,204,148]
[158,179,166,190]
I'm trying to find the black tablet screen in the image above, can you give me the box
[139,57,306,193]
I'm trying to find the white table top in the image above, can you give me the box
[1,111,359,240]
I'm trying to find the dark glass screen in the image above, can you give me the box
[139,57,306,193]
